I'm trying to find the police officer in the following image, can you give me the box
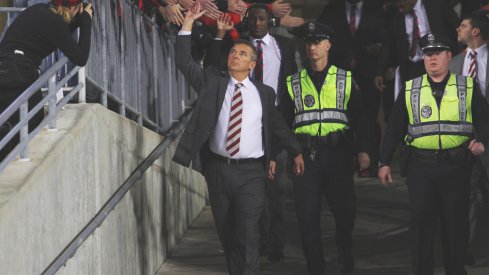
[378,33,489,275]
[276,22,371,274]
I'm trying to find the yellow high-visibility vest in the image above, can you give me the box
[286,66,352,136]
[405,74,474,149]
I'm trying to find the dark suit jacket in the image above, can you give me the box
[203,34,297,114]
[376,0,460,81]
[173,35,301,172]
[317,0,387,86]
[449,49,489,98]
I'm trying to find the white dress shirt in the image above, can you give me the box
[210,77,264,158]
[463,44,488,95]
[250,33,282,106]
[405,0,431,62]
[345,0,363,32]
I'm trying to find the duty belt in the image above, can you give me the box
[408,143,469,163]
[295,131,349,148]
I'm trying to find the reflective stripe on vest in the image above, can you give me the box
[407,123,474,138]
[294,109,349,126]
[337,69,346,110]
[291,72,303,113]
[405,74,474,149]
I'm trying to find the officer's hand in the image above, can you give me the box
[357,152,370,170]
[293,154,305,176]
[468,139,485,156]
[373,75,385,92]
[268,160,277,180]
[378,165,393,187]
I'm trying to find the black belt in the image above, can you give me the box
[409,145,468,162]
[210,152,264,165]
[296,135,329,144]
[296,131,349,147]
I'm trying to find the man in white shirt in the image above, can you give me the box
[449,11,489,266]
[202,4,300,262]
[173,3,304,274]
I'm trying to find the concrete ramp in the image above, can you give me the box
[0,104,207,275]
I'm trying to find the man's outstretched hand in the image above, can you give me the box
[181,1,206,31]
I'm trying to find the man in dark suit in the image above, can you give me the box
[318,0,387,177]
[204,4,299,262]
[449,11,489,265]
[373,0,459,97]
[173,3,304,274]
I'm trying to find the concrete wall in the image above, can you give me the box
[0,104,207,275]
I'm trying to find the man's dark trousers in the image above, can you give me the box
[293,143,356,275]
[204,157,266,275]
[406,154,472,275]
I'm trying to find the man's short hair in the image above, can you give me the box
[245,3,273,22]
[233,39,257,61]
[463,12,489,40]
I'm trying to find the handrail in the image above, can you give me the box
[0,56,71,127]
[86,75,165,133]
[0,56,83,172]
[41,109,193,275]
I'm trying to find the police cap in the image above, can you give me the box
[291,22,335,42]
[419,33,452,53]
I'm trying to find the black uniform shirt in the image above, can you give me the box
[379,73,489,165]
[306,65,330,94]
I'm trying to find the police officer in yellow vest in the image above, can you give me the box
[379,33,489,275]
[274,22,371,274]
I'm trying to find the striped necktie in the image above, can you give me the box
[349,3,357,34]
[409,10,420,58]
[254,40,263,82]
[469,51,478,81]
[226,83,244,157]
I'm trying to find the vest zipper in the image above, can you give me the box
[438,98,442,150]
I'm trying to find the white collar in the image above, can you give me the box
[251,33,272,46]
[471,44,488,55]
[230,76,252,88]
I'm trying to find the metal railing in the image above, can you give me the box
[0,56,85,172]
[0,1,201,272]
[0,0,197,171]
[86,0,196,132]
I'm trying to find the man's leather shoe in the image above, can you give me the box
[339,251,354,273]
[268,251,284,262]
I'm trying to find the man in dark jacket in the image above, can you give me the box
[173,3,304,274]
